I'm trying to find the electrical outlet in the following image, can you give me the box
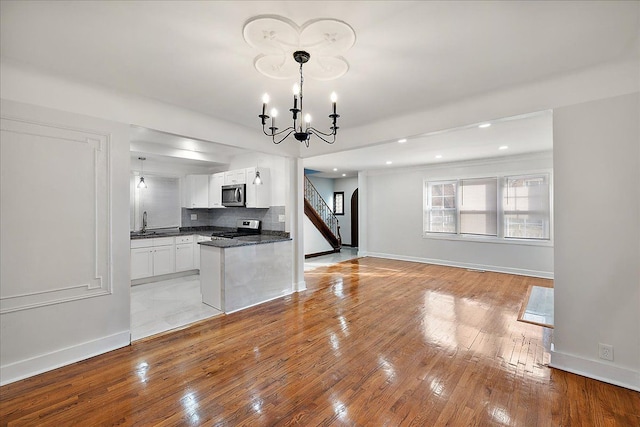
[598,343,614,361]
[278,214,285,222]
[190,214,197,220]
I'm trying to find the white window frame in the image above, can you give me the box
[424,180,458,234]
[423,170,553,247]
[503,174,551,241]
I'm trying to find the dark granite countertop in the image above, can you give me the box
[130,227,290,244]
[199,235,292,248]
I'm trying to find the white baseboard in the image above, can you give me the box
[365,252,554,279]
[550,349,640,392]
[295,280,307,292]
[0,330,130,386]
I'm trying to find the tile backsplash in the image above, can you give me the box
[181,206,285,231]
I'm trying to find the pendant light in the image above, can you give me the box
[252,161,263,185]
[252,170,262,185]
[137,157,147,189]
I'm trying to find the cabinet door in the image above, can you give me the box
[175,242,194,272]
[131,248,153,280]
[208,173,225,208]
[224,169,246,185]
[153,245,176,276]
[245,167,271,208]
[186,175,209,208]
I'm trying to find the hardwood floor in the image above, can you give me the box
[1,258,638,426]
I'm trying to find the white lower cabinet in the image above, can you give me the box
[175,235,195,272]
[130,237,176,279]
[131,247,154,280]
[153,244,176,276]
[194,235,209,269]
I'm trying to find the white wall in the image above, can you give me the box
[0,100,131,385]
[334,177,358,246]
[551,92,639,391]
[1,59,299,158]
[303,216,334,255]
[363,152,554,278]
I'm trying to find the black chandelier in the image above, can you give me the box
[259,51,339,147]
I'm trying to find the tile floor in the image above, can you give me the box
[304,246,359,271]
[131,247,360,341]
[131,275,222,341]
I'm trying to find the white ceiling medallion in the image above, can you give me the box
[243,15,356,80]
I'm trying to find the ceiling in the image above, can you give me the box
[129,126,249,169]
[1,1,638,175]
[305,110,553,178]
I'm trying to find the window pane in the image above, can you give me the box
[429,209,456,233]
[425,181,456,233]
[459,178,497,236]
[140,176,181,228]
[333,192,344,215]
[504,175,550,239]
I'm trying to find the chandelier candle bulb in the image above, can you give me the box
[293,84,299,109]
[261,93,269,116]
[331,92,337,115]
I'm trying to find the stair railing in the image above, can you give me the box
[304,176,340,240]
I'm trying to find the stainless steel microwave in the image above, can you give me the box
[222,184,245,207]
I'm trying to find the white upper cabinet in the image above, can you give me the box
[246,167,271,208]
[224,169,246,185]
[184,175,209,208]
[208,172,225,208]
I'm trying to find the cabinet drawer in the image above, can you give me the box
[131,238,154,249]
[176,235,194,244]
[153,237,175,246]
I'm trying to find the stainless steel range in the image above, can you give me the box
[210,219,261,240]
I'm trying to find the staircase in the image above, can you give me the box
[304,176,341,253]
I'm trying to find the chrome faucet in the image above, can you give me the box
[141,211,147,234]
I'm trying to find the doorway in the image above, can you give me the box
[351,188,358,247]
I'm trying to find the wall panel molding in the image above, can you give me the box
[0,115,112,313]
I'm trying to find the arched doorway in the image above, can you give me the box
[351,189,358,247]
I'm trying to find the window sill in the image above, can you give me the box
[422,233,553,247]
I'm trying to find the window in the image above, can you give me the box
[333,191,344,215]
[460,178,497,236]
[503,175,550,239]
[425,181,456,233]
[424,173,550,242]
[133,175,181,229]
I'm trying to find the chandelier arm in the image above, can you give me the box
[272,129,296,144]
[262,125,295,137]
[307,126,337,137]
[307,128,336,144]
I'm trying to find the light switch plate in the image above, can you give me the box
[278,214,286,222]
[190,214,197,220]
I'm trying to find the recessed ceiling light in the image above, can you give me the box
[435,154,443,159]
[479,123,491,128]
[386,161,393,165]
[499,145,509,150]
[342,173,346,177]
[398,138,407,143]
[333,168,338,171]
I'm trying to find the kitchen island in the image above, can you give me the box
[199,236,293,313]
